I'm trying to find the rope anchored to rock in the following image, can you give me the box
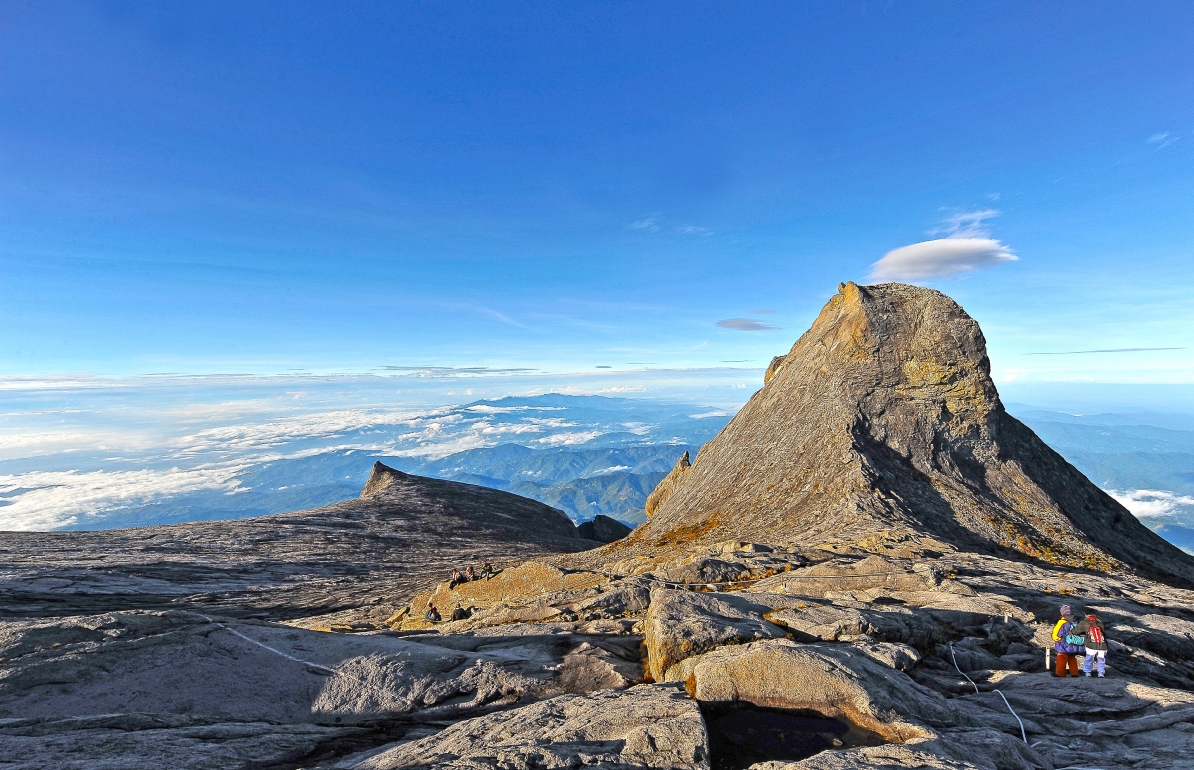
[949,641,1028,744]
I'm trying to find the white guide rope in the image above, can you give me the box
[200,614,335,674]
[949,641,1028,744]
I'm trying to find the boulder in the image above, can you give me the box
[766,601,942,650]
[681,639,977,743]
[643,588,790,681]
[342,683,709,769]
[655,556,751,585]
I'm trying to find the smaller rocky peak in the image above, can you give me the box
[577,515,634,544]
[360,461,407,498]
[645,451,692,518]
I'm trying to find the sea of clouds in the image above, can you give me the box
[0,371,751,530]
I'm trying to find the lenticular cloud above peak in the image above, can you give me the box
[870,237,1017,281]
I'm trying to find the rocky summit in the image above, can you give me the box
[5,283,1194,770]
[618,282,1194,587]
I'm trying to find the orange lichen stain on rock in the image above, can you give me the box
[653,511,728,547]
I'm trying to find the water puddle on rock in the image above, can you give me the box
[700,702,887,770]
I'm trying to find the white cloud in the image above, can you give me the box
[869,237,1017,281]
[589,465,630,475]
[0,467,246,531]
[1107,489,1194,518]
[630,216,660,232]
[537,431,602,446]
[678,226,712,236]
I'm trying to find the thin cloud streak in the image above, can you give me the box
[716,318,779,331]
[1025,347,1186,356]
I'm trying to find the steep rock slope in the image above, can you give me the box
[624,282,1194,586]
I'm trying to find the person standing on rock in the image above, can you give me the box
[1052,605,1082,677]
[1074,609,1109,677]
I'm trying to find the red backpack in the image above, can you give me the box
[1087,623,1105,644]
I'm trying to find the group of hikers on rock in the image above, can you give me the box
[424,561,497,622]
[448,561,494,589]
[1051,604,1109,677]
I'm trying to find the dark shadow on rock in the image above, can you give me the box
[700,701,886,770]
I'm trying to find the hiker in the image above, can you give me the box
[464,565,476,582]
[425,602,441,622]
[449,568,461,589]
[1074,609,1109,677]
[451,604,469,621]
[481,561,495,580]
[1052,604,1083,677]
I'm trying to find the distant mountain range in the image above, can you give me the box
[382,443,693,526]
[30,394,727,531]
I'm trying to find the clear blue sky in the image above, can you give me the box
[3,1,1193,383]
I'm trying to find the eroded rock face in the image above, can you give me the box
[619,283,1194,587]
[342,684,709,770]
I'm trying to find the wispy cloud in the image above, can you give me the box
[380,366,537,377]
[1024,347,1186,356]
[751,309,777,315]
[1148,132,1180,149]
[871,210,1016,281]
[678,225,712,236]
[929,208,1001,238]
[1107,489,1194,518]
[630,216,660,232]
[716,318,779,331]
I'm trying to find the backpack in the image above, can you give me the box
[1087,624,1105,644]
[1065,631,1085,646]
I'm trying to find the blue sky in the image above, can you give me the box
[3,1,1193,383]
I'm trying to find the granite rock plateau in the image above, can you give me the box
[5,282,1194,770]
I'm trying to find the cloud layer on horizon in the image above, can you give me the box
[1108,488,1194,518]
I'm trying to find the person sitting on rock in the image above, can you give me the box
[464,565,475,582]
[425,602,441,622]
[1052,604,1083,677]
[449,568,461,589]
[1074,608,1109,677]
[451,604,469,621]
[481,561,495,580]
